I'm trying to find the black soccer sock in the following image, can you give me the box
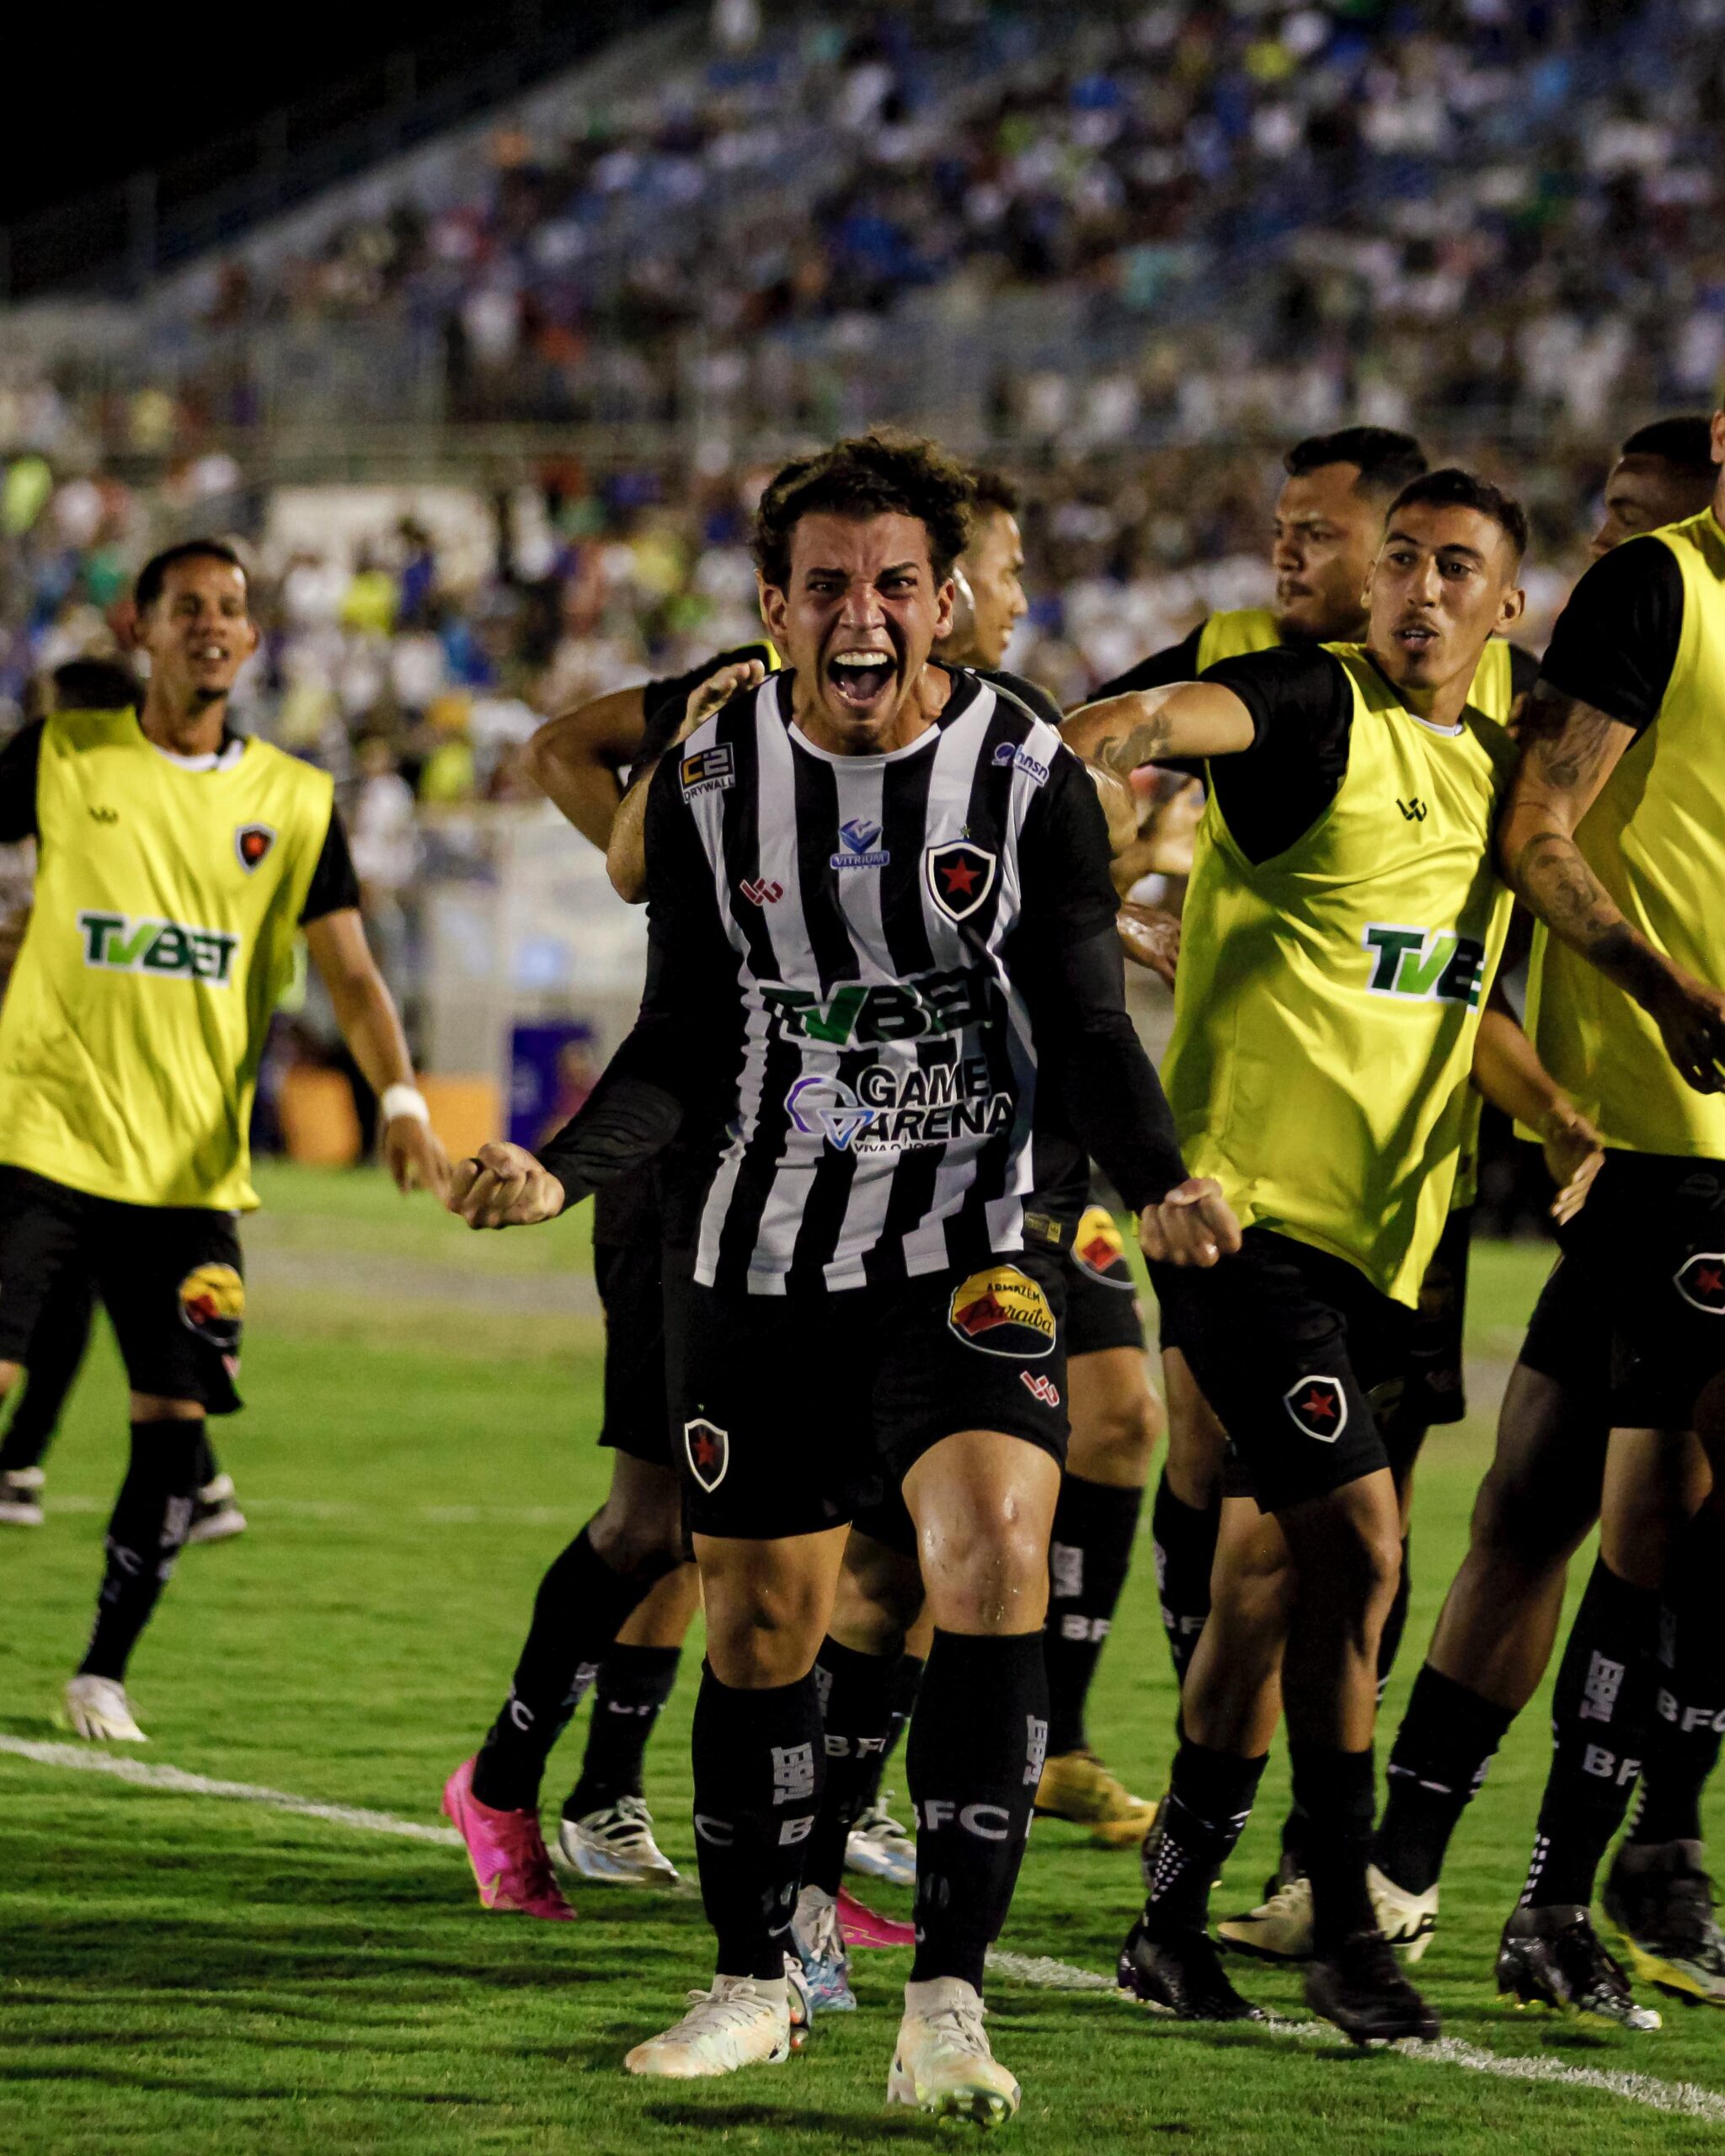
[1373,1663,1516,1895]
[909,1631,1049,1990]
[194,1429,221,1492]
[1151,1474,1217,1685]
[1520,1556,1656,1909]
[565,1643,682,1818]
[0,1278,96,1472]
[1290,1744,1376,1951]
[77,1421,205,1681]
[1045,1474,1144,1756]
[1632,1505,1725,1847]
[691,1662,824,1980]
[852,1651,924,1817]
[472,1526,663,1812]
[1140,1737,1268,1937]
[804,1639,897,1896]
[1376,1534,1411,1703]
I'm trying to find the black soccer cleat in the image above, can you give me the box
[1603,1839,1725,2009]
[1305,1927,1439,2045]
[1496,1903,1661,2030]
[1117,1916,1265,2021]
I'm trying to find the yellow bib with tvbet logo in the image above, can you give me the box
[1164,646,1516,1305]
[0,709,333,1209]
[1525,510,1725,1159]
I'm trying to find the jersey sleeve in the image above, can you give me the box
[1508,643,1541,702]
[0,722,44,845]
[298,806,363,924]
[1092,623,1206,699]
[1014,752,1188,1208]
[1193,644,1354,865]
[633,642,775,781]
[1535,538,1685,734]
[985,669,1065,728]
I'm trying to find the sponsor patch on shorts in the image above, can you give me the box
[948,1265,1056,1358]
[1073,1203,1134,1289]
[178,1263,245,1352]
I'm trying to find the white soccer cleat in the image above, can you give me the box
[846,1796,916,1888]
[185,1474,248,1545]
[1217,1865,1436,1965]
[63,1674,147,1742]
[1369,1863,1439,1964]
[0,1466,45,1525]
[558,1796,681,1885]
[887,1977,1021,2127]
[624,1963,808,2079]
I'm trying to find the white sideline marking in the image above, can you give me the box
[4,1740,1723,2124]
[40,1497,593,1528]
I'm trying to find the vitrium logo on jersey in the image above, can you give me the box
[785,1059,1012,1152]
[830,816,890,870]
[760,967,991,1045]
[77,910,240,985]
[1360,923,1487,1007]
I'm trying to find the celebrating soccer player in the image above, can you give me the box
[451,433,1224,2120]
[1065,467,1530,2041]
[0,542,447,1742]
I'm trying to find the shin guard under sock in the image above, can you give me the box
[1633,1506,1725,1848]
[804,1639,897,1896]
[472,1527,661,1811]
[78,1421,204,1681]
[852,1651,924,1817]
[1151,1475,1216,1685]
[1045,1475,1144,1755]
[909,1631,1049,1990]
[692,1663,824,1979]
[1373,1662,1516,1896]
[1290,1743,1376,1951]
[1520,1557,1656,1908]
[566,1643,682,1817]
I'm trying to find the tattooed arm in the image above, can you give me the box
[1061,680,1256,778]
[1498,683,1725,1093]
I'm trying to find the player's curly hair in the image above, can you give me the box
[753,432,975,590]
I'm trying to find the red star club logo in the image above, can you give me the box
[1674,1252,1725,1315]
[683,1417,730,1493]
[1284,1374,1348,1442]
[234,822,276,873]
[925,840,997,923]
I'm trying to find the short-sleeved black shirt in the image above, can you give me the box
[1535,537,1685,735]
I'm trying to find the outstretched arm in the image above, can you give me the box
[1061,680,1256,776]
[1498,684,1725,1093]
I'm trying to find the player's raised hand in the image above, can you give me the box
[1537,1104,1605,1225]
[681,659,766,742]
[1117,903,1180,987]
[448,1140,566,1229]
[1650,974,1725,1096]
[384,1112,452,1201]
[1138,1177,1242,1268]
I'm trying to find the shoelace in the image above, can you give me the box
[1259,1877,1311,1919]
[923,2000,991,2059]
[670,1984,782,2041]
[857,1801,911,1843]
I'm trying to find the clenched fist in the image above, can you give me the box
[448,1141,567,1230]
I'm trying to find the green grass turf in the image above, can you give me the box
[3,1173,1722,2153]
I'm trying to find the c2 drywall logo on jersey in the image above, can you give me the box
[760,966,991,1046]
[948,1265,1056,1358]
[77,911,241,985]
[680,744,735,798]
[927,841,997,922]
[830,816,890,869]
[785,1059,1012,1152]
[1360,923,1487,1007]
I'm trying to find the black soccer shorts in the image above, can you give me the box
[1381,1203,1473,1470]
[1065,1202,1148,1359]
[592,1236,671,1465]
[0,1165,244,1414]
[665,1250,1069,1540]
[1540,1151,1725,1429]
[1151,1227,1410,1513]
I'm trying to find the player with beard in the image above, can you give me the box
[449,433,1228,2119]
[441,635,773,1905]
[1370,408,1725,2022]
[0,542,447,1741]
[1064,469,1529,2041]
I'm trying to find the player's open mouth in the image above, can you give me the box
[826,648,896,707]
[1395,624,1438,653]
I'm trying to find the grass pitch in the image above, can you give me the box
[3,1171,1724,2153]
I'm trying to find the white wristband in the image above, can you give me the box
[380,1083,430,1126]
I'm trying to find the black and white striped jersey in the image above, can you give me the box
[541,665,1186,1298]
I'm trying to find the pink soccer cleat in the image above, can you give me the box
[837,1886,916,1950]
[442,1757,575,1919]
